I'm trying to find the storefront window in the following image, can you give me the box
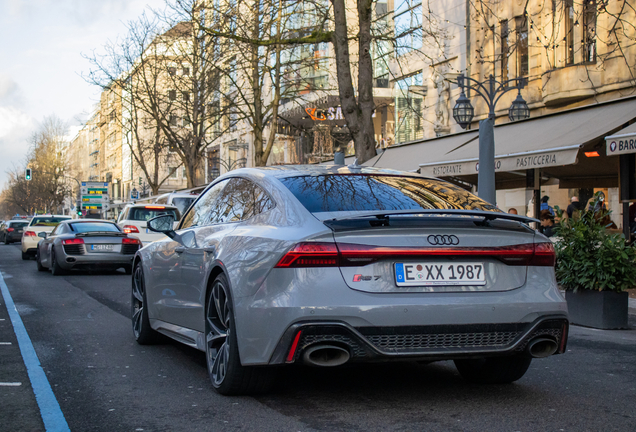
[395,72,423,144]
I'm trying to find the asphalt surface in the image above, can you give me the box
[1,242,636,431]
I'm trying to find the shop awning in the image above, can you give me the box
[364,96,636,185]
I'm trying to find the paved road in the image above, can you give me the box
[1,243,636,431]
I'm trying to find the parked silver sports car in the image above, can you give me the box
[36,219,142,275]
[132,165,569,395]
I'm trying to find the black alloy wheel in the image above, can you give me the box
[131,263,160,344]
[205,273,274,395]
[50,247,65,276]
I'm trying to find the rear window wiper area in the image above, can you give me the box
[321,209,539,229]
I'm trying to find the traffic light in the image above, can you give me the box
[77,209,82,216]
[25,168,32,181]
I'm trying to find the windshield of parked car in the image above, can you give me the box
[171,197,195,215]
[280,174,499,213]
[69,222,121,233]
[29,217,72,227]
[128,207,179,221]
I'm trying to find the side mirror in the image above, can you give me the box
[37,232,47,238]
[147,215,177,238]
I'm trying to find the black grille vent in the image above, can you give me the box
[365,331,521,352]
[63,244,84,255]
[122,244,140,255]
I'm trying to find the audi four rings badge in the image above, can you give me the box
[427,235,460,245]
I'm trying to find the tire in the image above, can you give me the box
[205,273,275,395]
[36,251,47,272]
[50,248,66,276]
[124,265,133,275]
[131,263,161,344]
[454,355,532,384]
[21,251,29,260]
[4,236,10,245]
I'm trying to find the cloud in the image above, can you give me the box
[0,105,35,187]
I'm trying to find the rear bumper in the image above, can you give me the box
[234,266,568,365]
[269,316,569,365]
[59,252,135,270]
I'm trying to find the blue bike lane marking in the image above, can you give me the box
[0,272,70,432]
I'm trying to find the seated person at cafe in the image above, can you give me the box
[539,210,556,237]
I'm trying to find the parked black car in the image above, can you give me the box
[0,220,29,244]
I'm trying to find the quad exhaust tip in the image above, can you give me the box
[526,337,558,358]
[303,344,350,367]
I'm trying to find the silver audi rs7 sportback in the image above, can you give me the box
[132,165,569,395]
[36,219,142,275]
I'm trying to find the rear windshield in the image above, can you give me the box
[128,208,180,221]
[70,222,121,233]
[171,197,195,215]
[29,217,71,227]
[9,222,28,228]
[280,175,498,213]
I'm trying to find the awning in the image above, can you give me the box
[363,96,636,185]
[605,122,636,156]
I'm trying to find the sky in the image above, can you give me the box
[0,0,165,187]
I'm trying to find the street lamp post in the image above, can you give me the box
[452,74,530,205]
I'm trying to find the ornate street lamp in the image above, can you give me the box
[508,91,531,122]
[451,74,529,205]
[452,91,475,129]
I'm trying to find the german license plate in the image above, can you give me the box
[395,262,485,286]
[90,244,114,252]
[17,230,22,233]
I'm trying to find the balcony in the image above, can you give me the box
[541,65,601,107]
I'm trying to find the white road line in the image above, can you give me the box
[0,382,22,386]
[0,341,13,345]
[0,272,70,431]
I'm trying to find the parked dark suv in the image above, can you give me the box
[0,220,29,244]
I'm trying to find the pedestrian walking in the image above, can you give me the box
[540,196,554,216]
[539,210,556,237]
[566,196,581,219]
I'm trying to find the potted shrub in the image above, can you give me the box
[554,193,636,329]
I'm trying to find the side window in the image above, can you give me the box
[181,179,229,229]
[254,184,274,215]
[51,225,61,236]
[212,178,273,223]
[213,178,255,224]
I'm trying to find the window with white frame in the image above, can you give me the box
[395,72,424,144]
[394,0,422,56]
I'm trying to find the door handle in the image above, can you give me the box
[175,247,186,254]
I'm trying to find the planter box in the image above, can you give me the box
[565,290,629,329]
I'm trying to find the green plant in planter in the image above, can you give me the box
[553,192,636,293]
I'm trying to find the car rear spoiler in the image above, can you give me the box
[75,232,127,237]
[322,209,539,228]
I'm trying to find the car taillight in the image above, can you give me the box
[274,242,339,268]
[123,225,139,233]
[122,237,141,245]
[7,228,14,232]
[275,242,556,268]
[24,231,36,237]
[529,242,556,267]
[62,238,84,245]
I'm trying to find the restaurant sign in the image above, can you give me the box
[606,136,636,156]
[419,148,579,177]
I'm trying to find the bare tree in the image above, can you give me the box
[86,6,228,189]
[1,117,71,214]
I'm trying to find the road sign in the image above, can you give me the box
[80,181,110,196]
[81,203,110,211]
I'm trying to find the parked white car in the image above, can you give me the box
[117,204,180,243]
[154,192,198,216]
[21,215,72,260]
